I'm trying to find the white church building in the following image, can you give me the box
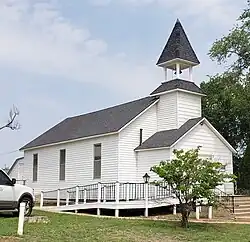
[17,19,236,195]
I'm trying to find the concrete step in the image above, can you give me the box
[235,216,250,221]
[234,198,250,203]
[234,204,250,209]
[234,211,250,216]
[234,208,250,213]
[234,201,250,205]
[234,196,250,201]
[237,204,250,209]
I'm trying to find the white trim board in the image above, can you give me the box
[150,88,206,97]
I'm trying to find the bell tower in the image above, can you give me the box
[152,19,204,131]
[157,19,200,82]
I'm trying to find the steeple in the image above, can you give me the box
[157,19,200,81]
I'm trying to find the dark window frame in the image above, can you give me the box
[0,170,12,186]
[93,143,101,179]
[59,149,66,181]
[33,154,38,182]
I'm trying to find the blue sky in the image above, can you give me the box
[0,0,247,168]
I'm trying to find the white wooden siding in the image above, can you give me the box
[172,122,234,194]
[177,91,201,128]
[23,134,119,194]
[157,92,177,131]
[8,160,24,180]
[119,105,157,182]
[136,149,170,182]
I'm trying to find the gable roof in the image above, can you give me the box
[20,96,159,150]
[135,117,236,153]
[8,157,24,175]
[157,19,200,66]
[135,117,203,150]
[150,79,204,96]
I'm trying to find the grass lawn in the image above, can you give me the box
[0,210,250,242]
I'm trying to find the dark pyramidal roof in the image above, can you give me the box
[157,19,200,66]
[135,117,203,150]
[21,96,158,150]
[150,79,204,96]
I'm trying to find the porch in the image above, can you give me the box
[39,181,179,217]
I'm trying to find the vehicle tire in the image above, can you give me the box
[17,196,33,217]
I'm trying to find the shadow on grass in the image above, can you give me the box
[134,218,231,233]
[0,212,15,218]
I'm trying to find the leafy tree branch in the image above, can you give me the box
[151,148,235,228]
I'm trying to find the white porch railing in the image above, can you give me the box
[40,182,175,217]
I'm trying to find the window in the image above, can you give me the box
[0,170,11,185]
[59,149,66,181]
[33,154,38,182]
[93,144,101,179]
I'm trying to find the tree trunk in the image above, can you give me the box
[180,203,191,228]
[181,211,188,228]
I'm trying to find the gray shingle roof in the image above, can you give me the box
[150,79,204,96]
[20,96,159,150]
[135,117,203,150]
[157,19,200,66]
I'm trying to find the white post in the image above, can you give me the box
[115,181,120,217]
[57,189,60,207]
[66,191,70,206]
[98,183,102,203]
[103,186,107,203]
[17,203,25,236]
[84,189,87,204]
[176,63,180,78]
[196,205,200,220]
[75,186,79,214]
[164,68,168,81]
[144,183,149,217]
[126,183,130,202]
[173,205,177,215]
[75,186,79,205]
[97,183,101,216]
[208,206,213,219]
[154,186,157,199]
[189,66,193,81]
[40,191,44,208]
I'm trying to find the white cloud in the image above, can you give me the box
[0,0,158,98]
[90,0,244,27]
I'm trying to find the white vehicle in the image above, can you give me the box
[0,169,35,216]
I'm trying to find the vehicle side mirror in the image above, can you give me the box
[12,178,16,185]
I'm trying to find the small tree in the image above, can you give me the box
[0,106,20,131]
[151,148,235,228]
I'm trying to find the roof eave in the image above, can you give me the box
[150,88,206,97]
[20,131,119,151]
[157,58,200,68]
[202,119,237,154]
[135,146,170,152]
[118,99,159,133]
[20,99,160,152]
[8,157,24,175]
[169,118,237,154]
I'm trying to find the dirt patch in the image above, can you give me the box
[0,237,20,242]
